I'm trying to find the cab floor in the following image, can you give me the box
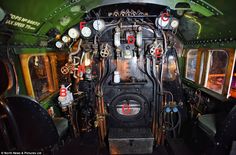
[55,132,194,155]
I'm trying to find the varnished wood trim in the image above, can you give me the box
[43,55,54,92]
[200,48,209,86]
[222,48,235,96]
[20,54,35,98]
[195,49,202,84]
[49,55,59,90]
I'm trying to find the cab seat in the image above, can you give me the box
[198,105,236,152]
[0,95,69,151]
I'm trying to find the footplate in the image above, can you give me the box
[108,128,154,154]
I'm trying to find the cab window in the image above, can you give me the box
[205,50,228,94]
[185,49,198,81]
[230,64,236,98]
[163,55,178,81]
[28,56,52,100]
[20,53,68,100]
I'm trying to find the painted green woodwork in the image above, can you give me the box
[0,0,235,48]
[182,0,236,42]
[40,91,61,115]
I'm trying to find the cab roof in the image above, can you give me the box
[0,0,235,48]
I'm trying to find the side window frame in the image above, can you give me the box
[203,49,235,96]
[185,49,198,81]
[20,53,59,100]
[222,49,235,97]
[204,50,229,94]
[184,48,235,98]
[229,51,236,98]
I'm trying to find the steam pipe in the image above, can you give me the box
[144,56,157,140]
[69,39,82,62]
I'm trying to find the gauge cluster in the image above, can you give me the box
[53,8,179,50]
[53,5,182,134]
[53,8,181,87]
[156,11,179,30]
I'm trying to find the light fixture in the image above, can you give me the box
[0,7,6,22]
[55,41,64,48]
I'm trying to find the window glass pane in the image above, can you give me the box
[230,64,236,98]
[28,56,51,100]
[57,54,70,86]
[163,55,178,81]
[186,49,198,81]
[205,50,228,94]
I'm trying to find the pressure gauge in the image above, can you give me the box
[81,26,92,38]
[68,28,79,39]
[93,19,105,31]
[170,19,179,29]
[62,35,71,43]
[157,16,170,28]
[55,41,63,48]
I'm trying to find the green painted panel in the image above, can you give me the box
[0,0,235,44]
[40,91,61,116]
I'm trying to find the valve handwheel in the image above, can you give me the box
[61,66,69,75]
[100,49,109,57]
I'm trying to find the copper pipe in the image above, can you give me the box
[100,59,107,139]
[96,60,106,146]
[152,110,156,140]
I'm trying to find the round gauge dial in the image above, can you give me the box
[93,19,105,31]
[170,19,179,29]
[68,28,79,39]
[81,26,92,38]
[158,17,169,28]
[55,41,63,48]
[62,35,70,43]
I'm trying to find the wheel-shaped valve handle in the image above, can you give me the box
[61,66,69,75]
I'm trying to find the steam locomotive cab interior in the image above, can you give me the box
[0,0,236,155]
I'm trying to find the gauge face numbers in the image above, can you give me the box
[81,26,92,38]
[170,19,179,29]
[68,28,79,39]
[93,19,105,31]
